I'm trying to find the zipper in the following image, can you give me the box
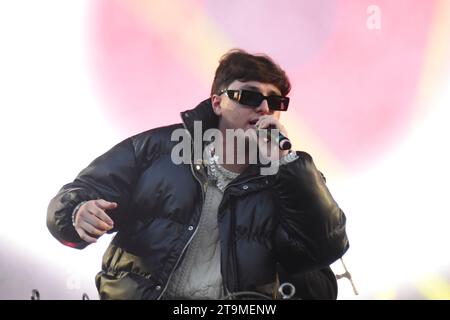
[157,119,206,300]
[157,219,199,300]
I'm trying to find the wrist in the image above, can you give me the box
[279,150,298,165]
[71,201,88,226]
[270,150,299,168]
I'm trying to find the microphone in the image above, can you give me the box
[258,125,292,151]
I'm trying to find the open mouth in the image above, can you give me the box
[248,119,258,126]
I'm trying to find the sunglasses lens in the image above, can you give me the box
[239,90,264,107]
[267,96,289,111]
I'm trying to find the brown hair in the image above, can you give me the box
[210,49,291,96]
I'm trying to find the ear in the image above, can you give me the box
[211,94,222,116]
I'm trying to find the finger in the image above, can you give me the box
[86,207,114,229]
[79,220,106,237]
[260,119,279,130]
[255,130,270,144]
[256,115,275,126]
[95,199,118,211]
[256,125,276,143]
[256,119,269,129]
[247,127,258,141]
[88,206,114,226]
[75,227,97,243]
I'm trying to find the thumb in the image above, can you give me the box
[95,199,118,210]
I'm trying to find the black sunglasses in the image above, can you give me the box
[219,89,289,111]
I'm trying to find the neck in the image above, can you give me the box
[221,162,248,174]
[216,125,250,174]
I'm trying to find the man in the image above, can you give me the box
[47,49,349,300]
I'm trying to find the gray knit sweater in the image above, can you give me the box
[162,163,238,299]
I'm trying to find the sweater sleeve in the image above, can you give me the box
[273,151,349,273]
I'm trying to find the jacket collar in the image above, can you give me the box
[180,98,218,138]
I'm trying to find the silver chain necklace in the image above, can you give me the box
[205,143,239,192]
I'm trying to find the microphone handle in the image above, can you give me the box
[276,131,292,150]
[264,125,292,151]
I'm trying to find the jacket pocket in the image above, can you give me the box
[95,270,155,300]
[96,244,156,300]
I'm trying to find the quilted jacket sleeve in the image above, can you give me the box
[47,137,139,249]
[273,151,349,273]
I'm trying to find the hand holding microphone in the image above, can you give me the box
[267,125,292,150]
[255,116,292,151]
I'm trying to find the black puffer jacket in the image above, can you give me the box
[47,99,349,300]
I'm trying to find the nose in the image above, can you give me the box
[255,99,271,115]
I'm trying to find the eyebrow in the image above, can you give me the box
[240,85,280,96]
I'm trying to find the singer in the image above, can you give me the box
[47,49,349,300]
